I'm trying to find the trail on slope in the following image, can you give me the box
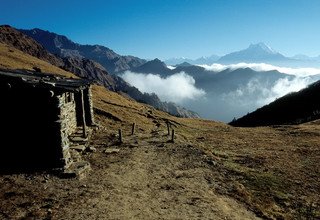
[56,130,259,220]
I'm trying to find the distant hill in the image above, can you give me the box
[19,28,146,74]
[131,58,172,76]
[165,55,220,65]
[291,54,317,61]
[175,62,193,67]
[194,55,220,65]
[171,64,285,92]
[0,25,199,118]
[230,80,320,126]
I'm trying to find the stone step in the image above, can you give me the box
[104,148,120,154]
[70,144,86,152]
[69,136,88,142]
[60,161,91,179]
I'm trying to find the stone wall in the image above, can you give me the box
[0,71,94,171]
[59,92,77,136]
[53,92,78,168]
[53,88,94,168]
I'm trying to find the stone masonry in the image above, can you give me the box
[0,69,94,171]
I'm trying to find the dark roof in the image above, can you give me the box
[0,69,91,92]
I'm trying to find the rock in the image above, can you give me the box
[151,130,160,135]
[206,159,217,166]
[61,161,91,179]
[104,148,120,154]
[129,144,138,149]
[70,145,86,152]
[86,146,97,152]
[70,136,88,142]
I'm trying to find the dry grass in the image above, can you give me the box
[0,42,74,77]
[172,120,320,218]
[92,86,320,219]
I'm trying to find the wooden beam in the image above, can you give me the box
[81,90,87,138]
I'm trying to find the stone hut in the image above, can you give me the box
[0,69,94,172]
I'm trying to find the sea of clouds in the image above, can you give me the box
[198,63,320,77]
[121,63,320,121]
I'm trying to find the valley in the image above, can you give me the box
[0,24,319,220]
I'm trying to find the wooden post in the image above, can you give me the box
[81,90,87,138]
[118,129,123,143]
[167,121,170,136]
[131,123,135,135]
[171,129,175,143]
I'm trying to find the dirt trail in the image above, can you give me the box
[55,130,260,220]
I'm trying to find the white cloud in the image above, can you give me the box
[197,63,228,72]
[222,76,314,107]
[166,65,176,70]
[265,77,313,104]
[121,71,205,103]
[120,65,319,122]
[198,63,320,77]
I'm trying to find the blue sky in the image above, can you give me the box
[1,0,320,59]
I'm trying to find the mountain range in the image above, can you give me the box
[165,55,220,65]
[165,42,320,68]
[132,57,286,91]
[218,42,288,64]
[19,26,320,71]
[0,25,199,118]
[19,28,146,74]
[120,56,320,121]
[2,25,320,122]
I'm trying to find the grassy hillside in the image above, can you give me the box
[0,42,74,77]
[0,43,319,219]
[90,83,320,219]
[87,84,320,219]
[230,80,320,127]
